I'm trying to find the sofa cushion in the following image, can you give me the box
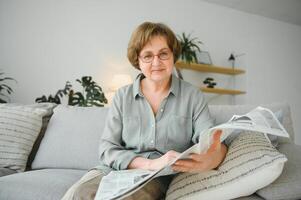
[165,131,287,200]
[209,103,294,144]
[0,103,52,172]
[0,168,86,200]
[256,143,301,200]
[31,105,109,170]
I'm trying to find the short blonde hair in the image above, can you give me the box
[127,22,181,70]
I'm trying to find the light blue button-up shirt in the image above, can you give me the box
[98,74,213,170]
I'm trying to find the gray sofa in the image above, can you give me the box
[0,103,300,200]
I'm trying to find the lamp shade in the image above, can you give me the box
[110,74,133,91]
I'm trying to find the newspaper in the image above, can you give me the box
[95,106,290,200]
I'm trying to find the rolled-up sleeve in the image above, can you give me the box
[191,91,214,144]
[98,90,147,170]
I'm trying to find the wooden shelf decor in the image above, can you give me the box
[201,87,246,95]
[175,61,245,75]
[175,61,246,95]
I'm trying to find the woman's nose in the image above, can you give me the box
[152,55,161,66]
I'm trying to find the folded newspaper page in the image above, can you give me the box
[95,106,289,200]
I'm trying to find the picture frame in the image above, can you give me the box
[197,51,212,65]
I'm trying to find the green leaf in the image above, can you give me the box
[177,32,202,63]
[0,72,16,103]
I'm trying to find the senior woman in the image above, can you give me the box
[62,22,227,200]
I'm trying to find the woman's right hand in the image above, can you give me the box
[148,150,180,170]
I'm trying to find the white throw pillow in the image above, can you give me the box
[31,105,109,170]
[0,104,49,172]
[166,131,287,200]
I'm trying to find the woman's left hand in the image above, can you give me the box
[172,130,227,173]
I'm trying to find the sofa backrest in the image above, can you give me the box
[31,105,109,170]
[208,102,295,144]
[29,102,294,171]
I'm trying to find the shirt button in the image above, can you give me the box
[150,140,154,144]
[160,109,163,112]
[151,124,154,127]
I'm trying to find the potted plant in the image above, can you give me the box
[0,72,16,103]
[35,82,72,104]
[35,76,107,107]
[68,76,107,107]
[177,32,202,64]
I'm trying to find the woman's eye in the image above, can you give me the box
[159,52,169,58]
[143,54,153,59]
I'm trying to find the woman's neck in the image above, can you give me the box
[141,76,171,94]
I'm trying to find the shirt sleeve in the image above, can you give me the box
[191,91,214,144]
[98,90,148,170]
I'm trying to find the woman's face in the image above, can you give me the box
[138,36,174,83]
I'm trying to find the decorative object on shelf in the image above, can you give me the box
[197,51,212,65]
[203,77,217,88]
[228,53,235,68]
[228,52,246,68]
[35,76,107,107]
[0,71,17,103]
[177,32,202,64]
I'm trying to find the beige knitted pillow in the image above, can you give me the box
[166,131,287,200]
[0,104,48,172]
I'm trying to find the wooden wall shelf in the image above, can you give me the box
[201,87,246,95]
[175,61,245,75]
[175,61,246,95]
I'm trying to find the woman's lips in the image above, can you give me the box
[151,69,164,72]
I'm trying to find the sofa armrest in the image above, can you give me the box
[256,143,301,200]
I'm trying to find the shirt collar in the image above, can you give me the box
[169,74,179,97]
[132,73,179,98]
[133,74,145,98]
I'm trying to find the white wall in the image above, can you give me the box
[1,0,300,143]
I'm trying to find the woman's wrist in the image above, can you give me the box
[128,157,152,170]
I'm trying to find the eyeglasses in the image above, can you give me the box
[139,50,172,63]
